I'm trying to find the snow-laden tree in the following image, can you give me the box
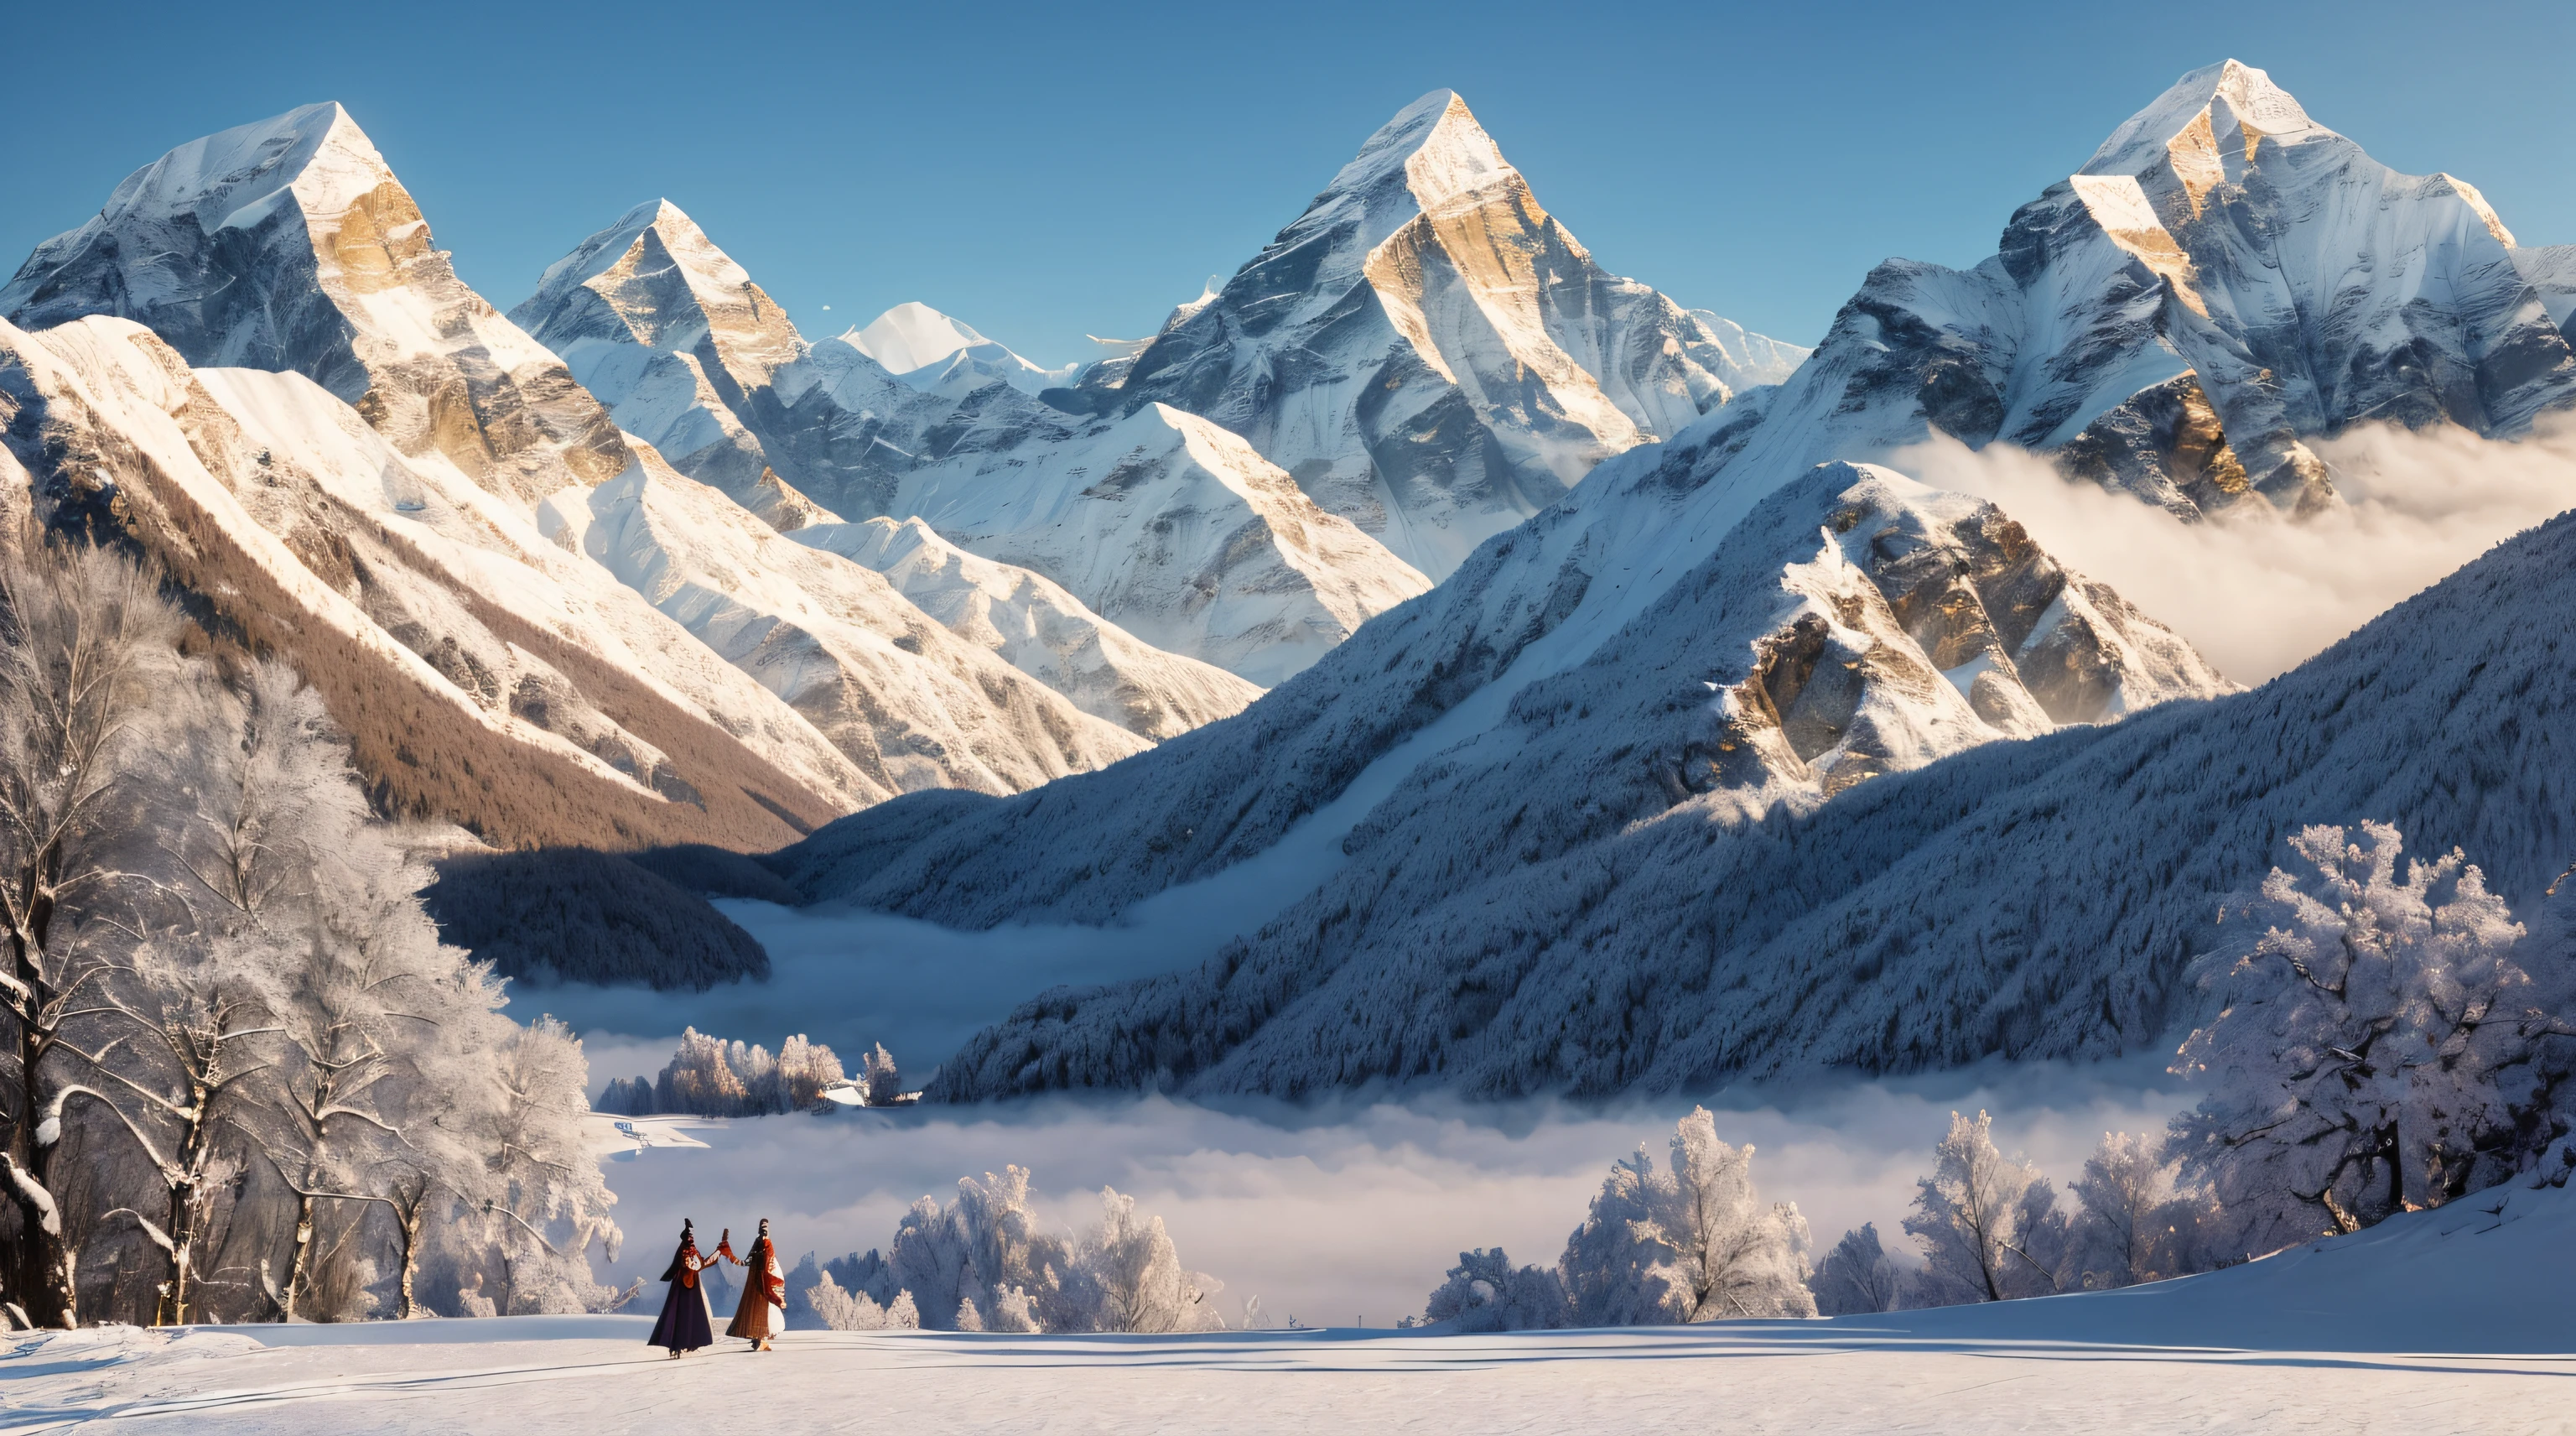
[886,1165,1067,1332]
[442,1014,619,1317]
[646,1028,844,1116]
[2169,824,2542,1260]
[805,1268,917,1330]
[2064,1132,2210,1290]
[1903,1111,2064,1304]
[1559,1107,1817,1325]
[0,545,187,1328]
[861,1043,902,1106]
[1810,1222,1909,1315]
[1420,1248,1570,1332]
[771,1035,844,1112]
[1061,1187,1222,1333]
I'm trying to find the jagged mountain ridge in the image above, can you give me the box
[781,60,2576,931]
[1067,89,1810,579]
[514,200,1431,685]
[933,497,2576,1099]
[0,107,1181,850]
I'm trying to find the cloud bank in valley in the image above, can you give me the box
[1894,416,2576,684]
[592,1067,2186,1330]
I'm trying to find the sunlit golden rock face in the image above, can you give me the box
[1680,462,2233,808]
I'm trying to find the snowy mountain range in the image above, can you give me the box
[1062,90,1810,579]
[0,106,1198,855]
[771,62,2576,1096]
[510,200,1430,685]
[5,62,2569,1085]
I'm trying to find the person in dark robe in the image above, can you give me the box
[647,1219,717,1357]
[724,1217,787,1350]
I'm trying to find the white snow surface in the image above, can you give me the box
[1078,89,1810,580]
[10,1166,2575,1433]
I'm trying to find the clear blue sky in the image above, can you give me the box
[8,1,2570,365]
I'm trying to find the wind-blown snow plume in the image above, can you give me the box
[1898,415,2576,683]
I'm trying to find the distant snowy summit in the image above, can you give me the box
[843,301,1082,397]
[1061,89,1810,578]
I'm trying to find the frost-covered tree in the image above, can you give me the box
[1066,1187,1222,1333]
[1903,1111,2064,1304]
[1559,1107,1817,1325]
[0,546,187,1328]
[1420,1248,1570,1332]
[886,1165,1067,1332]
[861,1043,902,1106]
[806,1268,916,1331]
[447,1015,619,1316]
[2064,1132,2210,1290]
[595,1075,653,1116]
[645,1029,844,1116]
[774,1035,844,1111]
[2170,824,2543,1261]
[1810,1222,1909,1315]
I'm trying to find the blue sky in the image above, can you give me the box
[8,1,2569,364]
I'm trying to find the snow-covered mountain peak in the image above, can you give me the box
[848,302,991,373]
[1084,88,1805,577]
[77,101,378,237]
[515,198,800,383]
[842,302,1072,397]
[6,103,631,506]
[2084,60,2329,183]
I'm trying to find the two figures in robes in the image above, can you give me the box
[647,1217,787,1357]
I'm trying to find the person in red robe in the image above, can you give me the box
[646,1220,716,1357]
[724,1217,786,1350]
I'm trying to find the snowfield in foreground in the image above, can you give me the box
[9,1173,2575,1433]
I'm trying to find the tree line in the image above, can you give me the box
[1419,820,2576,1328]
[0,543,615,1328]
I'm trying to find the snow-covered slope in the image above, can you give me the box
[923,494,2576,1099]
[795,517,1262,740]
[847,301,1077,395]
[513,204,1426,687]
[779,457,2226,924]
[1067,89,1810,578]
[0,112,1179,847]
[558,443,1150,789]
[887,403,1432,686]
[0,315,873,849]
